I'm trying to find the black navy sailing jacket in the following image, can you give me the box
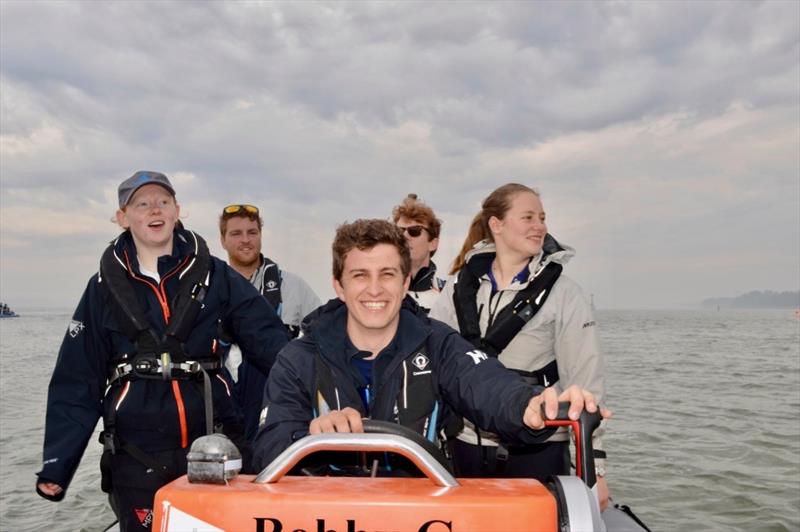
[252,298,554,469]
[37,229,289,496]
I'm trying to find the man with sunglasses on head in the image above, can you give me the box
[219,203,321,439]
[391,194,446,313]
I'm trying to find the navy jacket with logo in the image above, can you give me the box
[37,229,289,497]
[252,298,554,469]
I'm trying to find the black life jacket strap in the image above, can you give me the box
[511,359,559,387]
[259,257,283,312]
[313,351,365,417]
[482,261,562,356]
[101,394,172,481]
[199,364,213,435]
[99,230,212,351]
[313,351,335,416]
[100,429,170,480]
[453,257,563,358]
[99,242,156,344]
[102,384,169,477]
[452,257,486,350]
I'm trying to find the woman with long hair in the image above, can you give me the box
[430,183,610,509]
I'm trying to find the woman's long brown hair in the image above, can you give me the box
[449,183,539,274]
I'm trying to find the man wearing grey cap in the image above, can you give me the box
[36,171,290,531]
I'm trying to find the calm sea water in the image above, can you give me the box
[1,308,799,531]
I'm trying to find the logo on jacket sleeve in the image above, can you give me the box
[68,320,85,338]
[134,508,152,528]
[464,350,487,365]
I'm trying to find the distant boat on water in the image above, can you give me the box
[0,302,19,318]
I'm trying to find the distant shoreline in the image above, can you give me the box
[701,290,800,309]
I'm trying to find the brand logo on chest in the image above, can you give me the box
[412,352,430,372]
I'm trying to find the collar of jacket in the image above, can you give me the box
[409,260,438,291]
[257,253,280,273]
[309,298,433,377]
[464,233,573,283]
[114,227,195,275]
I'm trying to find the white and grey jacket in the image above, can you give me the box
[250,255,322,331]
[226,255,321,381]
[429,239,605,465]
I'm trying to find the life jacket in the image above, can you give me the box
[313,341,442,441]
[100,230,219,384]
[453,242,563,387]
[257,257,303,338]
[258,257,283,314]
[98,230,219,460]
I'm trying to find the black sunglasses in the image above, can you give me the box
[398,225,428,238]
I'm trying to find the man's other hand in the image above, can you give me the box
[523,385,612,430]
[309,407,364,434]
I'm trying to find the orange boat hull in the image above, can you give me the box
[152,474,558,531]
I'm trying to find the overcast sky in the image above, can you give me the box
[1,1,798,309]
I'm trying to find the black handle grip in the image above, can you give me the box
[543,401,603,487]
[362,419,453,473]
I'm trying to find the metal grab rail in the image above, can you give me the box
[253,433,460,488]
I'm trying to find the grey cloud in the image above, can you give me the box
[4,1,797,150]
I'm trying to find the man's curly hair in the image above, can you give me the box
[332,219,411,281]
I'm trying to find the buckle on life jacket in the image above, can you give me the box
[130,352,174,380]
[110,362,133,384]
[110,353,220,385]
[160,352,172,379]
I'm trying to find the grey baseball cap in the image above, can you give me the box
[118,171,176,207]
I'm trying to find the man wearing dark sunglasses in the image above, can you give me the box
[391,194,446,312]
[219,203,321,439]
